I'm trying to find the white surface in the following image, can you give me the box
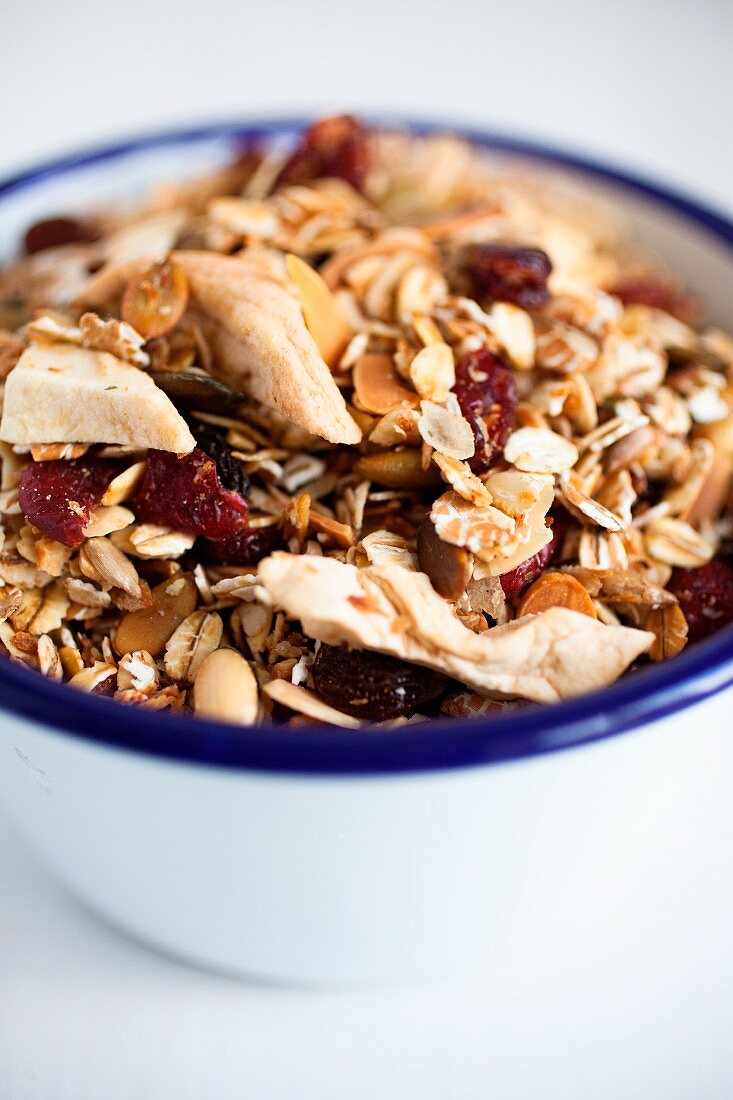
[1,0,733,1095]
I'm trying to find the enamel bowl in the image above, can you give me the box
[1,121,732,985]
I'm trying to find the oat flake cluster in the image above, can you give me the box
[1,116,732,727]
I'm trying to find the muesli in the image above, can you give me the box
[1,115,731,726]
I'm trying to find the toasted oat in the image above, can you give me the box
[117,649,160,694]
[418,398,475,460]
[68,661,117,693]
[163,609,223,682]
[78,312,149,367]
[504,427,579,474]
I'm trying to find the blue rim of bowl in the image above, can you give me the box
[1,116,732,776]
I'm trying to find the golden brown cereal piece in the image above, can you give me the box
[518,572,598,620]
[114,573,197,656]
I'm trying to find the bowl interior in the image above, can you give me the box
[1,118,733,774]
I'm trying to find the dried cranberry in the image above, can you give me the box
[134,449,249,539]
[610,275,699,324]
[668,560,733,643]
[23,216,99,255]
[312,644,446,721]
[462,243,552,309]
[203,524,284,566]
[453,349,517,473]
[192,424,249,497]
[18,457,115,547]
[500,516,566,599]
[277,115,371,192]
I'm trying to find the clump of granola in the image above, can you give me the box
[0,117,731,728]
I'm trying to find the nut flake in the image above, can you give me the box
[418,399,475,460]
[504,427,579,474]
[164,609,223,682]
[409,343,455,403]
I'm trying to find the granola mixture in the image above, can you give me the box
[1,115,732,727]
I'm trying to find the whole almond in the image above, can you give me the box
[193,648,259,724]
[114,572,197,656]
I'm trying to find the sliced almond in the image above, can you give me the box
[263,678,362,728]
[83,505,134,538]
[517,572,598,619]
[101,461,148,506]
[285,253,352,368]
[194,647,260,724]
[353,353,419,414]
[409,343,455,403]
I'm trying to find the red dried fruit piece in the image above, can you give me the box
[462,243,552,309]
[276,115,371,192]
[121,258,189,340]
[453,348,518,473]
[610,275,700,325]
[23,216,99,255]
[18,457,115,548]
[204,524,284,566]
[134,448,249,539]
[500,515,566,599]
[311,644,446,721]
[667,559,733,643]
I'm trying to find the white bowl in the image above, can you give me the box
[1,120,733,985]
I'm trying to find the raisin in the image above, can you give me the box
[452,349,517,473]
[134,448,249,539]
[667,559,733,643]
[18,457,116,548]
[203,525,284,566]
[462,243,552,310]
[23,216,99,255]
[610,275,699,324]
[500,515,566,599]
[277,115,371,191]
[311,644,446,720]
[192,423,249,497]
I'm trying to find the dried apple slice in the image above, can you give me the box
[78,249,362,445]
[0,343,195,453]
[258,553,653,703]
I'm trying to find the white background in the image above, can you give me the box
[1,0,733,1096]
